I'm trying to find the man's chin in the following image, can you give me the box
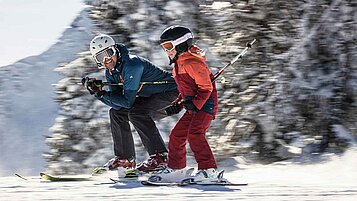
[106,66,115,70]
[104,63,115,70]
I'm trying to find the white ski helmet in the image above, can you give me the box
[90,34,116,68]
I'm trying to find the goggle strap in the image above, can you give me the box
[160,32,193,51]
[172,32,193,47]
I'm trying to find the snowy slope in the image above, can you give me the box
[0,7,94,176]
[2,148,357,201]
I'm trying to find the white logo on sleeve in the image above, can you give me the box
[130,75,133,79]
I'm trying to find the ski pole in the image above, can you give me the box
[80,77,175,87]
[100,80,175,86]
[212,38,256,82]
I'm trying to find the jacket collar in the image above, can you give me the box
[176,45,206,66]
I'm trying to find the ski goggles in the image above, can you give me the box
[94,46,116,63]
[160,32,194,52]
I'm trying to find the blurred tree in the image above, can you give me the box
[46,0,356,174]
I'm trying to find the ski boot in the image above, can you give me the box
[191,168,219,184]
[92,157,136,176]
[137,152,168,173]
[148,167,187,183]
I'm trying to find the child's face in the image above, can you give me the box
[165,49,177,60]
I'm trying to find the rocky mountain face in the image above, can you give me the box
[45,0,356,174]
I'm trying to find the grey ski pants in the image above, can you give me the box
[109,90,179,159]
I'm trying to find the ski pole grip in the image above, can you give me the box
[247,39,256,48]
[94,80,103,87]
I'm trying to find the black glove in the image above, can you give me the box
[94,90,106,98]
[81,77,104,96]
[165,103,183,116]
[183,100,197,111]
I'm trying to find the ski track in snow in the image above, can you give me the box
[2,149,357,201]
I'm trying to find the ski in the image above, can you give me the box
[141,180,248,186]
[40,172,92,182]
[109,170,141,183]
[141,180,183,186]
[110,177,146,184]
[15,173,28,180]
[180,177,248,186]
[92,166,157,176]
[141,169,248,186]
[92,167,109,175]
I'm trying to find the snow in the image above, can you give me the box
[332,125,356,144]
[211,2,232,10]
[1,148,357,200]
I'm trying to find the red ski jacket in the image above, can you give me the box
[173,45,218,117]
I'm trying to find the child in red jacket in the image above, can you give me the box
[153,25,219,183]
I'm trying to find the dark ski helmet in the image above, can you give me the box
[160,25,194,64]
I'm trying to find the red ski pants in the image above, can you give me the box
[168,111,217,170]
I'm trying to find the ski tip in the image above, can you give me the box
[40,172,53,177]
[110,178,118,183]
[92,167,108,175]
[15,173,28,180]
[40,172,53,180]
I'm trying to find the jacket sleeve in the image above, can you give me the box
[184,61,213,110]
[95,70,120,110]
[98,57,144,109]
[99,90,138,109]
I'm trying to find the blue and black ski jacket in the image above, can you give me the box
[97,44,177,110]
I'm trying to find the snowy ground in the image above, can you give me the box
[2,148,357,201]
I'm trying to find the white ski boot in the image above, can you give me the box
[193,168,219,184]
[148,167,193,183]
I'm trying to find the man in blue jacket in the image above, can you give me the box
[83,34,178,174]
